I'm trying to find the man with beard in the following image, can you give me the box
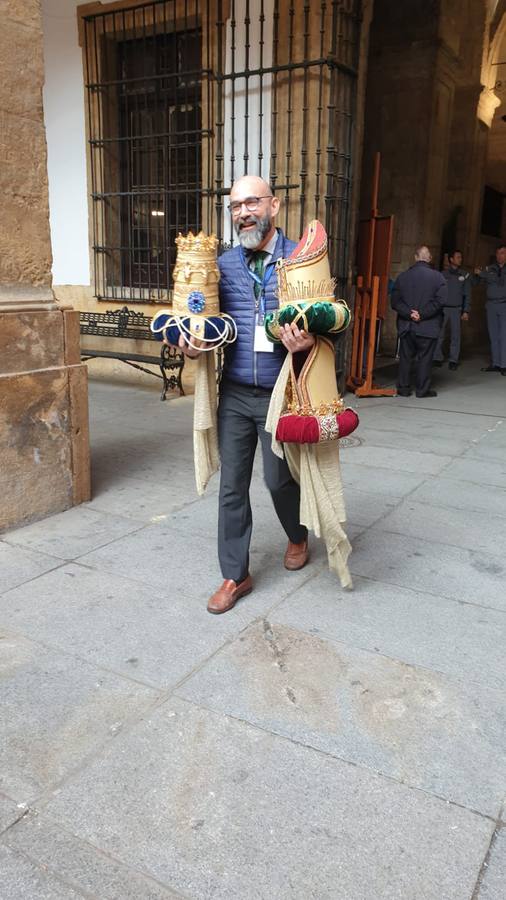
[176,175,314,613]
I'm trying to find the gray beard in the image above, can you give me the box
[235,214,272,249]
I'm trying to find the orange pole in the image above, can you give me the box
[355,275,395,398]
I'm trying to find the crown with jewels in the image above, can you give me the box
[172,230,220,318]
[175,231,219,254]
[276,220,336,306]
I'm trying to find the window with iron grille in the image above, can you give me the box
[82,0,361,304]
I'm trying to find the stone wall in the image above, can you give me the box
[0,310,90,531]
[0,0,91,531]
[1,0,53,289]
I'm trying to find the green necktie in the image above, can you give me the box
[251,250,268,299]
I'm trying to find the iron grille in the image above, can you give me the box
[83,0,361,303]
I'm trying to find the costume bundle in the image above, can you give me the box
[265,220,358,587]
[150,231,235,494]
[150,231,236,351]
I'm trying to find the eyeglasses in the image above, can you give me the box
[228,195,273,215]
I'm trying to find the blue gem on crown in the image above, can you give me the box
[187,291,206,314]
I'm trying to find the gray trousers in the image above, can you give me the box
[397,332,437,396]
[486,301,506,368]
[217,379,307,582]
[434,307,462,363]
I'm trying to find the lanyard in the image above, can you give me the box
[240,248,277,322]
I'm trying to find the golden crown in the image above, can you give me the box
[175,231,219,253]
[172,229,220,318]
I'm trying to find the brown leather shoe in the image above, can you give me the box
[207,575,253,614]
[284,538,309,570]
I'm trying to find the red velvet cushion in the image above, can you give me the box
[276,408,359,444]
[336,408,359,438]
[276,415,321,443]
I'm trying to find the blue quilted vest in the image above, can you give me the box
[217,229,297,389]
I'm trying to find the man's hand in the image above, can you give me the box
[280,323,315,353]
[461,312,469,322]
[410,309,421,322]
[474,267,482,275]
[163,334,203,359]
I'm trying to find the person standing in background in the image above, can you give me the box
[391,245,447,398]
[475,244,506,375]
[433,249,471,371]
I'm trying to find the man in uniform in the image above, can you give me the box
[433,249,471,370]
[391,245,447,398]
[176,175,314,613]
[475,244,506,375]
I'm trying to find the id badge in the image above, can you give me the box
[254,324,274,353]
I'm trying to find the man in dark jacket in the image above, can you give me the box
[391,245,447,398]
[433,249,471,370]
[474,244,506,374]
[176,175,314,613]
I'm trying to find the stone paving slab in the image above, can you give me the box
[78,516,328,605]
[336,461,427,498]
[41,697,493,900]
[78,522,217,592]
[3,506,143,561]
[177,621,506,817]
[157,486,363,548]
[339,487,398,527]
[354,424,476,457]
[464,422,506,464]
[350,529,506,611]
[0,631,158,804]
[91,433,195,486]
[477,828,506,899]
[0,795,24,835]
[378,499,506,558]
[0,844,86,900]
[439,456,506,489]
[87,474,218,524]
[91,417,192,449]
[410,476,506,518]
[3,813,182,900]
[353,400,500,432]
[273,573,506,690]
[0,541,62,595]
[354,372,505,417]
[340,443,453,475]
[465,442,506,464]
[0,562,294,690]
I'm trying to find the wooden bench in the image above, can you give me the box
[79,305,184,400]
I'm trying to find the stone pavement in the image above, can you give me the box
[0,357,505,899]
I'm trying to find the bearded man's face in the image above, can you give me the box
[234,212,272,249]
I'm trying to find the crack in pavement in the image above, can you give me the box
[262,619,297,705]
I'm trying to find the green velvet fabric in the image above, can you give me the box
[265,301,350,342]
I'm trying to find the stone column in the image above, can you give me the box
[359,0,460,352]
[0,0,90,531]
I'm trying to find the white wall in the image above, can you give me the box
[42,0,90,285]
[222,4,273,245]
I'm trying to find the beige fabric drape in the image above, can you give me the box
[265,354,353,588]
[193,351,220,495]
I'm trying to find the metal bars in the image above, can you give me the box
[83,0,360,302]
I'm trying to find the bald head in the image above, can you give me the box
[229,174,280,250]
[415,245,432,263]
[231,175,272,199]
